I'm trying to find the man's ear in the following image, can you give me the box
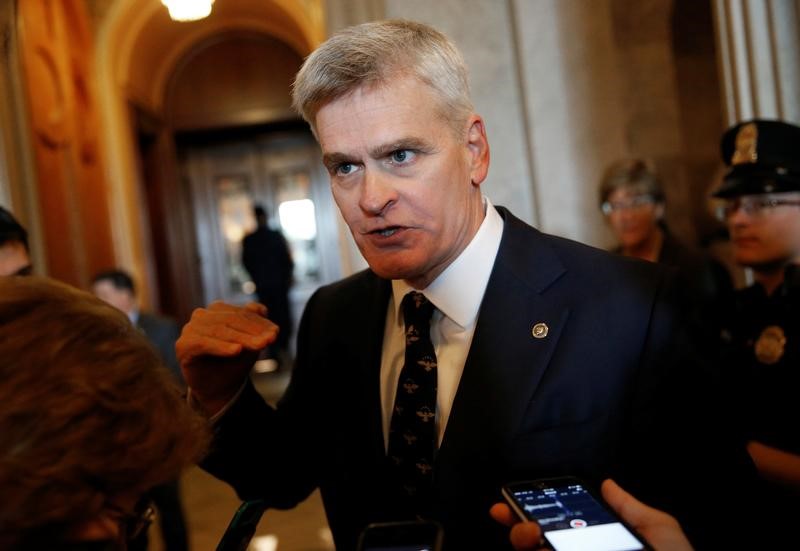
[466,116,490,186]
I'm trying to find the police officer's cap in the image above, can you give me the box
[712,119,800,198]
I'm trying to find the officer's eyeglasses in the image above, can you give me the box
[601,194,655,215]
[715,195,800,221]
[103,498,156,544]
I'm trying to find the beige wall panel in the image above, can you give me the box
[386,0,537,226]
[18,0,115,286]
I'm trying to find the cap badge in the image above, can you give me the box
[754,325,785,365]
[732,122,758,165]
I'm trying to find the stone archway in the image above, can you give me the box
[94,0,325,316]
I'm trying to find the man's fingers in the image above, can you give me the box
[490,503,543,550]
[204,316,276,348]
[210,300,267,318]
[601,479,665,529]
[176,333,243,363]
[176,304,279,368]
[191,308,276,343]
[489,503,518,527]
[242,301,268,316]
[510,522,543,550]
[601,479,641,524]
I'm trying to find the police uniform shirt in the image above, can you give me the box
[721,264,800,455]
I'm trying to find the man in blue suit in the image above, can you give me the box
[177,20,752,551]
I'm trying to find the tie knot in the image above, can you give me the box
[402,292,435,326]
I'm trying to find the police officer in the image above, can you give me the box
[713,119,800,541]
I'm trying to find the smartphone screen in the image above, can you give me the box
[357,521,443,551]
[503,478,648,551]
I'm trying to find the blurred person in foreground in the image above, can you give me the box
[713,119,800,548]
[91,269,189,551]
[599,158,731,305]
[0,205,32,276]
[177,20,754,550]
[0,276,209,550]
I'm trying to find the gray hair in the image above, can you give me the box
[599,158,665,206]
[292,19,474,135]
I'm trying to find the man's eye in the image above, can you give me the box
[336,163,355,176]
[390,150,415,164]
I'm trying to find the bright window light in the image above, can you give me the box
[279,199,317,240]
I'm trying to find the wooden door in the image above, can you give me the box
[181,130,341,349]
[17,0,114,285]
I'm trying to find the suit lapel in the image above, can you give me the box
[438,209,570,468]
[356,274,393,459]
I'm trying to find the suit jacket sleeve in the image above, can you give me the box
[199,290,328,508]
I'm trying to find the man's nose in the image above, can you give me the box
[359,170,396,214]
[726,204,751,227]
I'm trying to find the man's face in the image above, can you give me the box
[92,280,136,314]
[315,76,489,289]
[725,192,800,271]
[0,240,31,276]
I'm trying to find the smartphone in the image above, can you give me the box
[215,499,268,551]
[356,520,444,551]
[502,477,651,551]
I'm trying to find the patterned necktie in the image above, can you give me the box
[387,291,438,511]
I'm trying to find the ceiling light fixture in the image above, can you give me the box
[161,0,215,22]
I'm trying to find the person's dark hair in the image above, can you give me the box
[91,268,136,295]
[0,206,29,251]
[599,159,665,206]
[0,277,210,548]
[253,205,270,228]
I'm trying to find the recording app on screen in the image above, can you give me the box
[510,483,645,551]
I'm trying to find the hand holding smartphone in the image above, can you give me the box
[502,477,651,551]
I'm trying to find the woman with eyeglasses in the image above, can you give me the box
[0,277,210,550]
[599,158,732,307]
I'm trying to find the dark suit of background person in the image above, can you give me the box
[182,21,755,551]
[137,310,182,379]
[712,120,800,549]
[91,269,190,551]
[242,205,294,360]
[205,207,752,551]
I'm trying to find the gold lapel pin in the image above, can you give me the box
[531,322,549,339]
[755,325,786,365]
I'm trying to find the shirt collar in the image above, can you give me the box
[391,197,504,328]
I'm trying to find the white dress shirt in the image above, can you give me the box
[380,198,504,449]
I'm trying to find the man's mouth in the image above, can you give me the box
[733,235,758,247]
[370,226,402,237]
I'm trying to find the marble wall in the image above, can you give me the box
[379,0,727,249]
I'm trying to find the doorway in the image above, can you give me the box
[178,124,341,352]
